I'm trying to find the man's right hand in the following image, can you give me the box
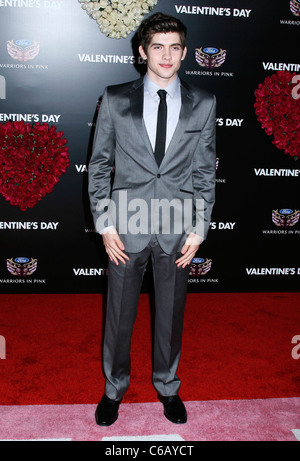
[102,228,129,265]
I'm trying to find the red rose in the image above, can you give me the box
[0,121,69,210]
[254,71,300,160]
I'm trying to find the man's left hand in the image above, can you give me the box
[175,233,203,268]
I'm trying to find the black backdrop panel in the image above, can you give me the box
[0,0,299,293]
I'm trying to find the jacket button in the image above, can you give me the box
[157,174,161,178]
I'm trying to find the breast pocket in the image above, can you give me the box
[112,186,132,192]
[184,129,202,134]
[179,188,194,195]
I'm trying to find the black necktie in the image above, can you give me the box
[154,89,167,167]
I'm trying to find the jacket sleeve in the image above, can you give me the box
[192,94,216,240]
[88,88,116,233]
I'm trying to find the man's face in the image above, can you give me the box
[139,32,187,87]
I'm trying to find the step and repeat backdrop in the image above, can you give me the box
[0,0,299,293]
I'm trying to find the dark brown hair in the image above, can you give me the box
[138,12,187,53]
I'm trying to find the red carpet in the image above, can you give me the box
[0,293,299,405]
[1,399,300,441]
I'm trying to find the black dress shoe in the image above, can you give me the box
[95,394,120,426]
[160,395,187,424]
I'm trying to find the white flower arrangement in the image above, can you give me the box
[78,0,158,39]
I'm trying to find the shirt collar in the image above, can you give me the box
[144,74,180,99]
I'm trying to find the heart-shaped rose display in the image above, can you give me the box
[254,71,300,160]
[0,121,69,211]
[78,0,158,39]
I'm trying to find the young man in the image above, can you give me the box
[89,12,216,426]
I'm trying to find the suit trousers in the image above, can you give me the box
[103,235,190,401]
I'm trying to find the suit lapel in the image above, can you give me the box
[161,80,193,167]
[130,79,155,161]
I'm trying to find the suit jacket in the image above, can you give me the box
[88,77,216,255]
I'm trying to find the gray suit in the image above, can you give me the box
[89,77,216,400]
